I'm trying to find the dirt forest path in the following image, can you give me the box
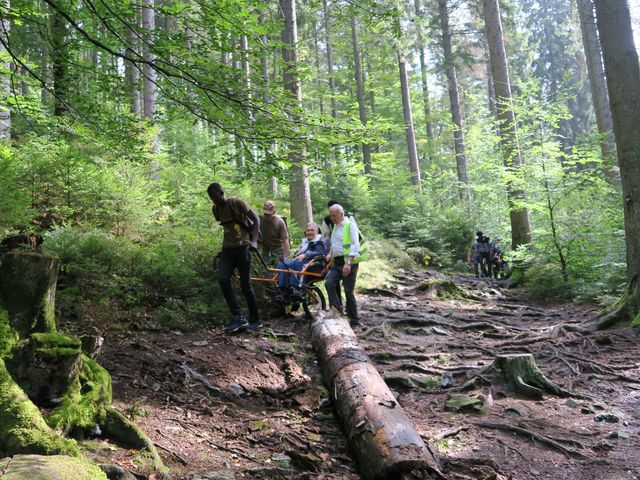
[88,269,640,480]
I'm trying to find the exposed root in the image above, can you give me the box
[474,421,593,460]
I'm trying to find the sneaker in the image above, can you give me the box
[247,319,264,330]
[225,315,248,333]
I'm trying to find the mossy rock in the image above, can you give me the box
[414,278,469,300]
[46,356,113,436]
[11,333,83,406]
[0,357,79,457]
[0,307,18,357]
[0,454,107,480]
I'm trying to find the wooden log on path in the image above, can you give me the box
[311,313,441,480]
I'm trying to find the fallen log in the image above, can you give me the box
[311,313,441,480]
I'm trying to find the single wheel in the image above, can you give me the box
[302,285,326,319]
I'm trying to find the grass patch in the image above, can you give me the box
[357,238,416,291]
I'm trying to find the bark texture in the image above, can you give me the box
[414,0,434,158]
[397,47,421,189]
[312,314,441,479]
[594,0,640,326]
[351,15,372,174]
[323,0,337,120]
[125,12,142,117]
[50,6,67,116]
[141,0,159,161]
[484,0,532,249]
[280,0,313,227]
[438,0,469,201]
[576,0,617,181]
[0,0,10,139]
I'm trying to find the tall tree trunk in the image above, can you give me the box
[439,0,469,201]
[0,0,10,140]
[486,62,498,132]
[576,0,617,180]
[396,46,421,189]
[414,0,434,162]
[50,6,67,116]
[141,0,159,170]
[593,0,640,326]
[259,9,278,196]
[125,13,142,117]
[141,0,156,122]
[484,0,532,249]
[351,15,372,174]
[280,0,312,227]
[322,0,337,120]
[233,37,246,170]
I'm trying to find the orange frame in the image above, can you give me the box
[251,257,333,285]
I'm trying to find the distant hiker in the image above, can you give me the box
[325,204,365,327]
[259,200,290,263]
[274,222,327,301]
[478,235,493,278]
[208,182,263,332]
[467,231,483,278]
[491,236,504,279]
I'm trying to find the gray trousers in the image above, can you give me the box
[325,263,359,321]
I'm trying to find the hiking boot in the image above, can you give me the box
[247,319,264,331]
[225,315,248,333]
[349,317,361,328]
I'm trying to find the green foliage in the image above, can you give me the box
[43,226,224,330]
[0,145,32,232]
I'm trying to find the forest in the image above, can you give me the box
[0,0,639,479]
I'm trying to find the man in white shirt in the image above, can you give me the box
[325,204,361,326]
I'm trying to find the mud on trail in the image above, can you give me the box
[67,269,640,479]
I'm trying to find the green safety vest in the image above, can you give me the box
[343,220,368,263]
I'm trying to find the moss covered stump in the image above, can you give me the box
[414,278,469,300]
[0,357,79,457]
[0,252,168,477]
[494,353,567,400]
[11,333,83,406]
[0,252,59,336]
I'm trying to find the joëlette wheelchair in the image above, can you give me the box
[250,249,330,319]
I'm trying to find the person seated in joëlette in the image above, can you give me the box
[274,222,327,301]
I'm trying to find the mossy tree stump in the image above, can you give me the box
[0,252,59,337]
[0,252,167,476]
[414,278,469,300]
[493,353,567,400]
